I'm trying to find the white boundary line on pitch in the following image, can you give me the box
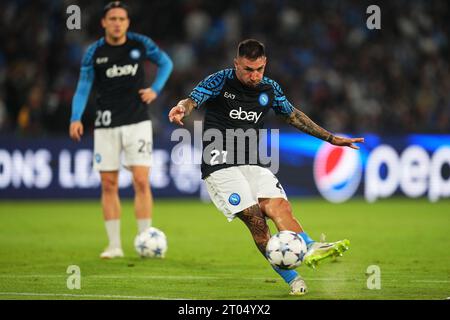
[410,280,450,283]
[0,274,348,281]
[0,292,189,300]
[0,274,217,280]
[0,274,449,283]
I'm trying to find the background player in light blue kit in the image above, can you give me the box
[69,1,173,259]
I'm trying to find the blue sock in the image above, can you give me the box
[298,232,315,247]
[272,266,298,284]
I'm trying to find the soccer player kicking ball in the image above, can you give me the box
[169,39,363,295]
[69,2,173,259]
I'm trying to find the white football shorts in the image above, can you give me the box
[204,165,288,221]
[93,120,153,171]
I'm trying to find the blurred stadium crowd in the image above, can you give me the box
[0,0,448,138]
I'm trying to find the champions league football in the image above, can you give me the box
[134,227,168,258]
[266,231,308,270]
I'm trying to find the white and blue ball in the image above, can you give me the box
[134,227,168,258]
[266,231,307,269]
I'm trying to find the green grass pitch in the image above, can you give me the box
[0,198,449,300]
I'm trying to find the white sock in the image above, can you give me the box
[105,219,121,249]
[137,218,152,233]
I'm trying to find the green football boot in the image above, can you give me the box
[303,239,350,269]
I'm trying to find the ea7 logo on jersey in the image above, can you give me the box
[96,57,108,64]
[229,107,262,123]
[106,64,138,78]
[224,91,236,99]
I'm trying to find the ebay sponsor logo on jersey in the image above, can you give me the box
[229,107,262,123]
[106,64,138,78]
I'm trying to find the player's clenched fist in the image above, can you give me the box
[69,121,84,142]
[168,105,186,126]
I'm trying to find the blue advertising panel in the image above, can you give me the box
[0,136,205,199]
[277,133,450,202]
[0,134,449,201]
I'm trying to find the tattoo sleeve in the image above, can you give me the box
[176,98,197,117]
[284,108,334,142]
[237,205,271,256]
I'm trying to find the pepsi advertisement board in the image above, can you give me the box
[0,134,449,202]
[278,133,450,202]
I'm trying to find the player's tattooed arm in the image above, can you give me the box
[285,108,334,142]
[176,98,197,116]
[237,205,271,256]
[168,98,197,126]
[284,108,365,149]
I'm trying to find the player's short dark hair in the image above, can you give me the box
[237,39,266,60]
[103,1,130,17]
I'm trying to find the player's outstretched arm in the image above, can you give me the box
[168,98,197,126]
[284,108,364,149]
